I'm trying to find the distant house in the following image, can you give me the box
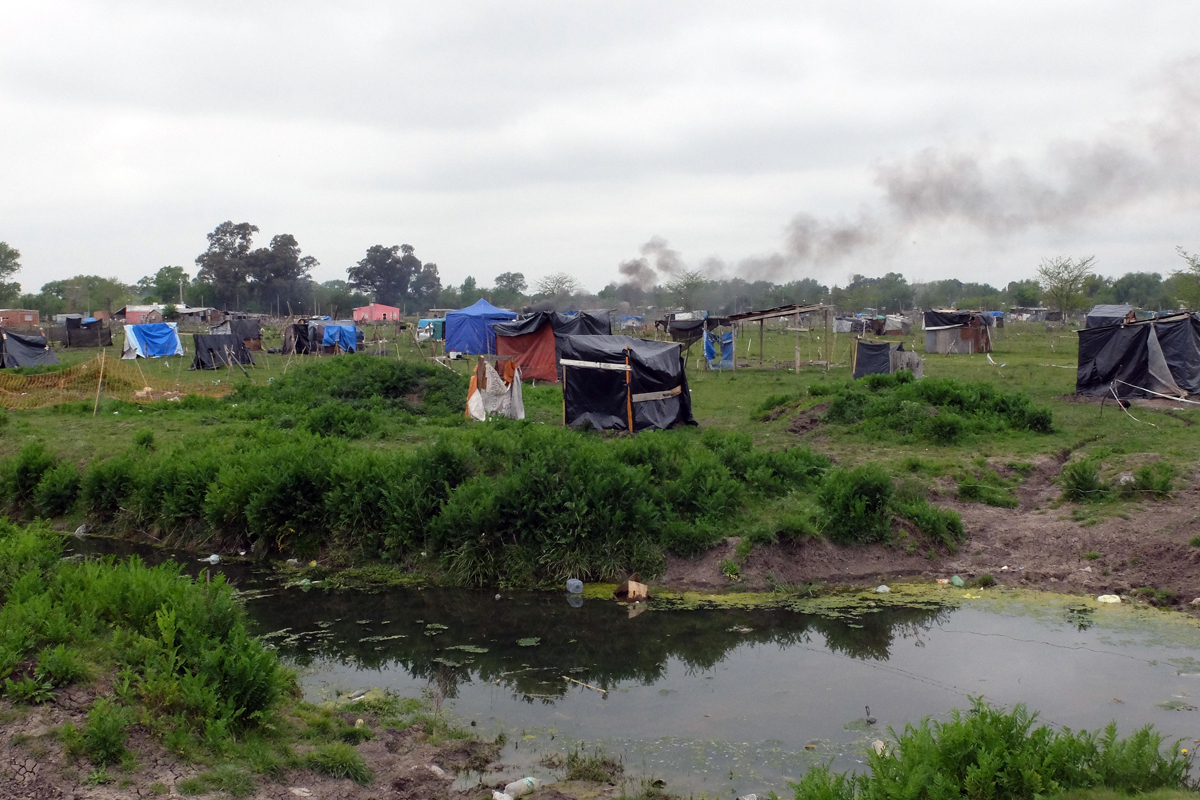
[116,304,218,325]
[353,303,402,322]
[0,309,39,325]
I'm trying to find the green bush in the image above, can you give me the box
[787,699,1188,800]
[895,499,965,549]
[7,442,55,511]
[923,412,965,445]
[818,466,894,544]
[80,698,131,766]
[1126,463,1176,500]
[753,392,796,419]
[305,742,372,785]
[957,481,1019,508]
[33,462,80,517]
[1060,460,1109,503]
[133,429,155,450]
[177,765,256,798]
[37,644,90,686]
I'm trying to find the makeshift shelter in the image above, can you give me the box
[1086,304,1135,328]
[852,340,924,379]
[1076,313,1200,398]
[465,357,524,421]
[209,319,263,350]
[190,334,255,370]
[558,335,694,432]
[282,323,315,354]
[322,324,358,353]
[65,318,112,348]
[281,321,361,354]
[882,315,911,335]
[0,329,58,368]
[417,318,445,341]
[122,323,183,359]
[492,310,612,383]
[444,299,515,355]
[922,311,992,354]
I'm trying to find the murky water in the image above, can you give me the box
[67,538,1200,798]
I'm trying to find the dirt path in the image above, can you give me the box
[660,455,1200,606]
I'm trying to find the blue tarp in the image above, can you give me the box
[704,331,734,369]
[322,324,358,352]
[82,317,97,324]
[123,323,183,359]
[445,299,515,354]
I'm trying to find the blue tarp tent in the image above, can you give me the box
[322,324,358,352]
[444,299,515,354]
[122,323,184,359]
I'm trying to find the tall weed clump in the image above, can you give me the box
[818,465,893,544]
[788,699,1189,800]
[820,374,1053,444]
[0,523,291,755]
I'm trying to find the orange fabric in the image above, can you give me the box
[465,374,478,418]
[495,326,558,382]
[501,359,517,385]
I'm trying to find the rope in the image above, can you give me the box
[1110,384,1156,427]
[1112,379,1200,406]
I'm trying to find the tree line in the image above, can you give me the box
[2,225,1200,320]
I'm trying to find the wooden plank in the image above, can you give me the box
[631,386,682,403]
[559,358,631,371]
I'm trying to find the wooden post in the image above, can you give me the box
[759,319,764,366]
[625,354,634,432]
[731,324,737,372]
[92,350,106,416]
[794,311,800,373]
[824,308,831,371]
[561,367,568,426]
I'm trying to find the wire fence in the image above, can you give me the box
[0,352,233,410]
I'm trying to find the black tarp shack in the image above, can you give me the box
[66,319,112,347]
[922,310,992,354]
[1086,304,1135,328]
[210,319,263,350]
[190,334,255,370]
[558,335,695,432]
[1076,313,1200,398]
[852,340,924,379]
[0,329,59,368]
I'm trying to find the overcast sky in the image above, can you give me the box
[4,1,1200,294]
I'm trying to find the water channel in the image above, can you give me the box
[68,538,1200,798]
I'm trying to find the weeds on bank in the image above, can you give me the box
[1059,458,1177,505]
[788,698,1189,800]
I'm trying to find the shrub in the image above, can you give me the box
[786,699,1188,799]
[894,499,965,549]
[923,412,965,445]
[753,393,796,419]
[976,573,996,587]
[178,765,256,798]
[37,644,90,686]
[305,742,372,785]
[133,429,155,450]
[957,481,1019,508]
[80,456,138,519]
[1060,460,1109,503]
[33,462,80,517]
[818,466,893,544]
[1125,462,1176,500]
[80,698,130,765]
[8,442,55,511]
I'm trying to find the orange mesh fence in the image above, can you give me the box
[0,352,234,410]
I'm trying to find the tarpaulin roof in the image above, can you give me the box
[0,329,59,368]
[492,311,612,382]
[1077,313,1200,398]
[923,310,973,328]
[322,324,358,352]
[190,334,256,370]
[558,335,694,431]
[445,299,516,354]
[123,323,183,359]
[209,319,262,340]
[1085,304,1135,328]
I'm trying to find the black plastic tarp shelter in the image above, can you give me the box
[1086,304,1135,329]
[492,310,612,382]
[190,334,255,370]
[558,335,694,431]
[0,329,58,368]
[67,319,112,347]
[1077,313,1200,398]
[852,340,923,380]
[210,319,263,349]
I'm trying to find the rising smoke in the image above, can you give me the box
[617,56,1200,287]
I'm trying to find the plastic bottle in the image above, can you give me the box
[503,777,542,798]
[566,579,584,594]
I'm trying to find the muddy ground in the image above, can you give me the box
[0,695,626,800]
[661,450,1200,606]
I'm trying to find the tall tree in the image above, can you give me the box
[245,233,316,312]
[0,242,22,304]
[534,272,581,298]
[1037,255,1096,322]
[137,266,190,303]
[40,275,134,314]
[494,272,527,294]
[347,244,426,306]
[665,269,707,310]
[1006,279,1042,307]
[195,221,259,309]
[410,262,442,310]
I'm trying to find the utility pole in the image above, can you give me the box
[179,277,184,305]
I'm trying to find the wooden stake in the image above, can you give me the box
[92,350,106,416]
[562,676,607,696]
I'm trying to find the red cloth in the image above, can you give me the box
[495,326,558,382]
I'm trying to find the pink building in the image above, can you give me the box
[353,303,402,322]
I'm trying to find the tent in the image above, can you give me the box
[853,340,924,379]
[1086,304,1135,328]
[65,318,112,348]
[492,310,611,382]
[190,334,256,370]
[465,356,525,421]
[209,319,263,350]
[922,311,992,354]
[417,318,445,341]
[1076,313,1200,398]
[322,324,358,353]
[444,299,516,355]
[0,329,58,368]
[558,335,694,431]
[122,323,183,359]
[882,315,911,335]
[281,321,362,354]
[282,323,315,354]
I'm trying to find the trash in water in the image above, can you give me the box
[875,585,890,593]
[739,795,758,800]
[566,594,583,608]
[566,578,584,594]
[286,558,299,566]
[1097,594,1121,603]
[503,777,542,798]
[614,573,648,601]
[872,740,886,755]
[199,554,220,565]
[73,524,87,538]
[495,594,502,601]
[950,575,965,587]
